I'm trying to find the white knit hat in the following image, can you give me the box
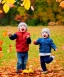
[18,22,28,29]
[41,28,50,36]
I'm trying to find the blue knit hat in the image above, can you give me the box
[18,22,28,29]
[41,28,50,36]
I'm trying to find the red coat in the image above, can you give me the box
[15,32,30,52]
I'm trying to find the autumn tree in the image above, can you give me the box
[0,0,64,26]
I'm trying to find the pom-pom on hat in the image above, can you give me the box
[18,22,28,29]
[41,28,50,36]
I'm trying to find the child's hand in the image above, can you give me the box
[55,48,58,51]
[33,40,37,44]
[8,32,12,37]
[26,35,30,38]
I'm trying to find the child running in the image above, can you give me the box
[34,28,57,73]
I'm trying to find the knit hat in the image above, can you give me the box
[18,22,28,29]
[41,28,50,36]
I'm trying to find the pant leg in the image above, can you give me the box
[40,56,47,71]
[17,52,23,71]
[44,56,53,64]
[22,52,28,70]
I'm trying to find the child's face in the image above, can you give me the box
[19,25,27,32]
[41,32,49,38]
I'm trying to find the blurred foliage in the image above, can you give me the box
[0,0,64,26]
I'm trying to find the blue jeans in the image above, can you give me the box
[40,56,53,71]
[17,52,28,71]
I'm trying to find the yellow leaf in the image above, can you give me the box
[23,0,31,10]
[2,0,15,4]
[23,0,26,5]
[28,68,34,73]
[6,0,15,4]
[2,0,6,4]
[23,69,29,74]
[3,3,10,13]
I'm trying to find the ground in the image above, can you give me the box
[0,26,64,77]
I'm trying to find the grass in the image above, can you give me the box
[0,25,64,69]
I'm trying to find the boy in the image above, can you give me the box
[34,28,57,73]
[8,22,31,73]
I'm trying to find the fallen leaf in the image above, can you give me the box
[0,51,3,58]
[7,48,12,53]
[23,69,29,74]
[28,68,34,73]
[0,47,2,51]
[2,30,8,37]
[9,44,12,48]
[0,40,3,47]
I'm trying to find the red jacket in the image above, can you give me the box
[14,32,30,52]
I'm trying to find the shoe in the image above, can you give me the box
[16,70,22,74]
[51,56,55,59]
[43,71,48,74]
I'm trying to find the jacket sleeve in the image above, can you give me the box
[34,38,40,45]
[51,39,57,51]
[26,37,31,44]
[9,34,17,40]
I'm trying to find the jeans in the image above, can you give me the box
[17,52,28,71]
[40,56,53,71]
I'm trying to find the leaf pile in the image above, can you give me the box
[0,58,64,77]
